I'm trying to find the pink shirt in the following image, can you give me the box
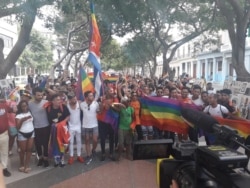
[7,101,17,127]
[0,100,11,133]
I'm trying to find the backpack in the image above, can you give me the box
[207,104,227,118]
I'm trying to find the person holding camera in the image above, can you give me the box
[15,100,35,173]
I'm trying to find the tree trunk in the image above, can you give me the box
[216,0,250,82]
[151,57,157,77]
[162,51,175,80]
[0,9,37,79]
[231,32,250,81]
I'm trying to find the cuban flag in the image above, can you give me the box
[87,2,103,99]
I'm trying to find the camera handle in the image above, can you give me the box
[230,136,250,153]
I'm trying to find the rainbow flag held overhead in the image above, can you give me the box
[8,87,20,103]
[140,96,189,134]
[87,2,103,99]
[76,66,95,100]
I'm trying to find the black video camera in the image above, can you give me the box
[158,108,250,188]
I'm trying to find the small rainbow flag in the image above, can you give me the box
[100,108,119,131]
[8,87,20,103]
[140,96,189,134]
[76,66,95,100]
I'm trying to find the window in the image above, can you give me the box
[218,61,222,71]
[0,34,13,48]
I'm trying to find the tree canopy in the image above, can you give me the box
[19,29,53,74]
[97,0,217,78]
[1,0,250,81]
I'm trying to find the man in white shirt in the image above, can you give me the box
[204,93,229,118]
[203,93,229,145]
[67,93,84,164]
[80,91,100,165]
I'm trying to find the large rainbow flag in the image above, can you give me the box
[140,96,189,134]
[76,66,95,100]
[140,96,250,138]
[214,116,250,138]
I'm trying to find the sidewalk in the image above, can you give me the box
[5,143,158,188]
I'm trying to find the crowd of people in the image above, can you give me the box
[0,72,250,179]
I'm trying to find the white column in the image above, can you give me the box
[185,62,188,74]
[197,60,201,78]
[222,56,227,82]
[213,58,216,81]
[205,59,208,80]
[190,61,193,78]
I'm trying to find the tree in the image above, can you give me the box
[19,29,53,74]
[123,34,161,77]
[215,0,250,81]
[100,38,126,71]
[0,0,111,79]
[0,0,55,79]
[97,0,217,79]
[48,0,112,77]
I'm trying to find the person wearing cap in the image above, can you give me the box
[66,93,84,164]
[20,90,32,102]
[0,90,12,177]
[65,80,74,93]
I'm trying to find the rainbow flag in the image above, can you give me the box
[214,116,250,138]
[8,87,20,103]
[87,2,103,99]
[140,96,189,134]
[140,96,250,138]
[76,66,95,100]
[103,109,119,131]
[88,72,118,83]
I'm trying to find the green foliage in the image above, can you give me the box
[100,38,126,71]
[123,34,160,65]
[19,29,53,73]
[97,0,217,75]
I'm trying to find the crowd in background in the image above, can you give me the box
[0,72,250,179]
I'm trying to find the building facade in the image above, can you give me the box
[168,31,250,85]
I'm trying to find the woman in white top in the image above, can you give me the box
[16,100,34,173]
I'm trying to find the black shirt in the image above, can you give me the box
[46,105,70,125]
